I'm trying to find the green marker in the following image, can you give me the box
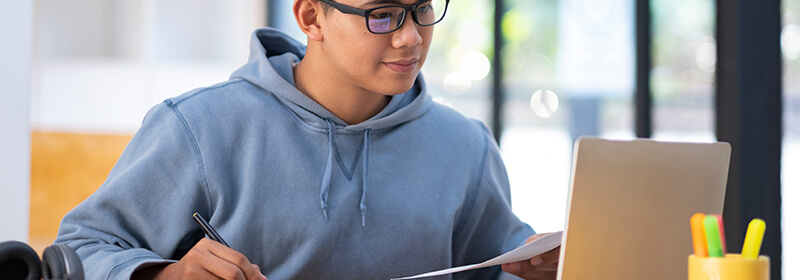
[703,215,724,257]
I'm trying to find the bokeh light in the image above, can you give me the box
[529,89,559,118]
[782,24,800,61]
[695,38,716,73]
[461,51,491,80]
[502,10,532,44]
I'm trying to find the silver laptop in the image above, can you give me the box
[557,137,731,280]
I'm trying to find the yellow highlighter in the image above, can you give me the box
[742,218,766,259]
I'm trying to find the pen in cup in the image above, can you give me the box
[741,218,766,259]
[703,215,724,257]
[193,212,230,247]
[710,214,727,254]
[690,213,708,257]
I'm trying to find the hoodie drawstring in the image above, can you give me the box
[320,118,336,221]
[360,129,371,227]
[320,119,371,227]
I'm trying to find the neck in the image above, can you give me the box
[293,54,391,125]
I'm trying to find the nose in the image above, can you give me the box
[391,12,423,49]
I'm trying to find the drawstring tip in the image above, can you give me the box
[323,209,329,221]
[361,208,366,227]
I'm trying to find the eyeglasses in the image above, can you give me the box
[319,0,450,34]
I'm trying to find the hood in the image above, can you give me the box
[230,27,433,132]
[230,28,434,226]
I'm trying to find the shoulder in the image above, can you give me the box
[161,78,288,123]
[414,102,496,151]
[165,78,275,112]
[425,102,487,129]
[140,78,288,140]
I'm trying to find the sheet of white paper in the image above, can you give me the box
[391,231,563,280]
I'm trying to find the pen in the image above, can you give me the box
[711,214,727,254]
[690,213,708,257]
[741,218,766,259]
[193,212,230,247]
[703,215,724,257]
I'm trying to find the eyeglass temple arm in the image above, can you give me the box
[319,0,369,17]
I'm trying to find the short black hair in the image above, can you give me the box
[320,0,335,14]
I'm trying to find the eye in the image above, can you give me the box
[372,12,392,19]
[369,7,399,20]
[417,5,432,14]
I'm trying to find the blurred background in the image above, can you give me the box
[0,0,794,278]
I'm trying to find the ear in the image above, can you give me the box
[294,0,324,42]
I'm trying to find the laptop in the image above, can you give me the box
[557,137,731,280]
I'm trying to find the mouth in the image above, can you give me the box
[383,58,419,73]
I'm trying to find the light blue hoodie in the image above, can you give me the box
[55,28,534,280]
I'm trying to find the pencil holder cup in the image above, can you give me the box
[688,254,769,280]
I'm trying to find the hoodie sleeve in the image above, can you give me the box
[451,122,535,280]
[54,101,211,279]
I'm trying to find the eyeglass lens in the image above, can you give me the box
[367,0,447,33]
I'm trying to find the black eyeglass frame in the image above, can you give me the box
[318,0,450,34]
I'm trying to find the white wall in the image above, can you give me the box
[0,0,33,242]
[32,0,265,133]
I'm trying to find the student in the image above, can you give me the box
[54,0,559,279]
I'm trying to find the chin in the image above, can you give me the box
[380,73,420,95]
[380,80,417,96]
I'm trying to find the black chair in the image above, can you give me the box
[0,241,84,280]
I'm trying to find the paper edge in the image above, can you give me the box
[390,231,563,280]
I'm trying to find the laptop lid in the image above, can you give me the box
[557,138,731,280]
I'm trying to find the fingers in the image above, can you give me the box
[501,265,558,280]
[249,264,267,280]
[501,242,562,280]
[501,257,558,272]
[181,238,267,280]
[205,239,268,280]
[525,232,555,243]
[537,246,561,265]
[502,259,558,280]
[237,263,267,279]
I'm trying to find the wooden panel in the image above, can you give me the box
[29,131,132,252]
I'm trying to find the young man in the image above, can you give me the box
[55,0,559,279]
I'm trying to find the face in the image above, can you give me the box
[317,0,434,96]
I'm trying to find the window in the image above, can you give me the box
[500,0,635,232]
[782,1,800,278]
[651,0,715,142]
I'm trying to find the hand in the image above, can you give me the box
[501,234,561,280]
[132,238,268,280]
